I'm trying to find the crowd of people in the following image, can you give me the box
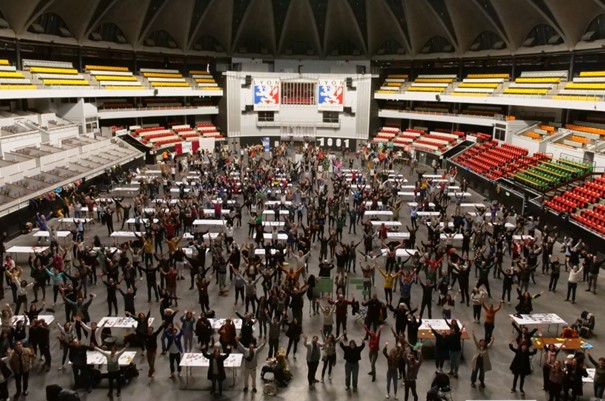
[0,142,602,401]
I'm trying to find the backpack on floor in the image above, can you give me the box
[57,390,81,401]
[46,384,62,401]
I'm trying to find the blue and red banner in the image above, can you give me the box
[253,79,281,111]
[318,79,345,111]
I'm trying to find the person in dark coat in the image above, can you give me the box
[509,341,537,394]
[563,356,588,401]
[202,344,231,395]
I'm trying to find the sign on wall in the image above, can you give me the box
[254,79,281,111]
[318,79,345,111]
[317,137,355,150]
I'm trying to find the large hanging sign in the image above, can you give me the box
[253,79,281,111]
[318,79,345,111]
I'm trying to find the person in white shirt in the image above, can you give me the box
[237,339,266,392]
[565,265,584,304]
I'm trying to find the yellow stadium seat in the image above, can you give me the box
[451,92,488,97]
[201,87,222,90]
[579,71,605,77]
[458,83,499,88]
[553,95,599,101]
[407,87,446,92]
[150,82,190,87]
[387,74,409,79]
[0,84,36,90]
[195,78,216,83]
[504,88,548,95]
[30,67,79,74]
[42,79,89,86]
[565,83,605,90]
[415,78,453,83]
[516,77,560,83]
[386,82,402,87]
[0,72,24,78]
[190,70,211,75]
[105,86,145,90]
[467,74,509,79]
[0,60,9,66]
[143,72,183,78]
[85,65,130,72]
[94,76,138,82]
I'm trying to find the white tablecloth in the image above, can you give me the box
[11,314,54,326]
[97,316,154,329]
[371,221,402,227]
[208,318,242,330]
[509,313,567,326]
[180,352,243,368]
[7,246,48,254]
[87,350,136,366]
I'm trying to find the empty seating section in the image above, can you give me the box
[87,65,143,89]
[0,61,35,89]
[565,124,605,136]
[22,60,90,87]
[453,73,508,96]
[519,124,557,141]
[382,128,463,153]
[559,71,605,97]
[503,70,566,96]
[130,123,224,149]
[515,158,592,191]
[374,127,399,142]
[140,68,191,88]
[377,74,407,93]
[455,142,551,180]
[189,70,221,90]
[546,175,605,214]
[406,74,455,93]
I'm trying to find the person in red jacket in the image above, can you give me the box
[364,324,383,382]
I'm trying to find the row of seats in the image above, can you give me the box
[375,128,462,153]
[546,175,605,213]
[452,73,509,96]
[406,74,456,93]
[131,123,224,149]
[86,65,144,89]
[514,158,593,191]
[377,74,408,93]
[455,141,551,180]
[573,203,605,235]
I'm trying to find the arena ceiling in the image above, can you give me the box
[0,0,604,59]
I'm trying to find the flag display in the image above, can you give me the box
[318,79,345,111]
[254,79,281,111]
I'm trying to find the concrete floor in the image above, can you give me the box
[5,157,604,401]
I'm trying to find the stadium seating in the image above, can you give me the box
[381,128,462,153]
[189,70,221,90]
[455,141,553,180]
[514,158,593,191]
[377,74,408,92]
[453,73,508,95]
[503,70,566,96]
[140,68,192,89]
[405,74,456,93]
[129,122,224,150]
[23,61,91,87]
[0,61,35,89]
[559,71,605,96]
[546,174,605,213]
[86,65,144,89]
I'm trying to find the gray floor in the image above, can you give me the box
[5,158,604,401]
